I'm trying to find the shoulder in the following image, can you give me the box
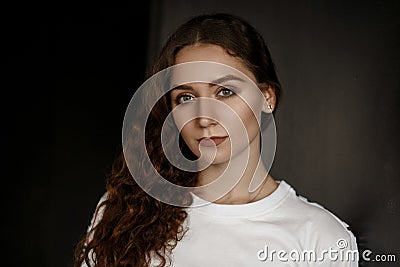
[277,182,359,265]
[86,191,109,234]
[300,195,355,247]
[80,192,109,267]
[280,182,358,250]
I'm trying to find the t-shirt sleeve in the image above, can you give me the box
[311,218,359,267]
[81,192,108,267]
[85,192,108,242]
[300,198,359,267]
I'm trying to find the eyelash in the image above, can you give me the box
[175,87,235,104]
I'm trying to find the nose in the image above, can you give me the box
[197,116,217,128]
[196,97,217,128]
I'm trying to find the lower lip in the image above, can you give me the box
[199,137,228,147]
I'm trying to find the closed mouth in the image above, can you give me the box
[198,136,228,147]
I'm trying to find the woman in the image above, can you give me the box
[74,13,358,267]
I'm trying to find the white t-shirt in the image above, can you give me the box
[84,180,359,267]
[166,180,358,266]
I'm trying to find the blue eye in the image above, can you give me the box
[217,88,234,97]
[177,94,194,104]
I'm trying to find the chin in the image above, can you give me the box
[200,152,232,166]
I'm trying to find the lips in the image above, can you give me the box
[198,136,228,147]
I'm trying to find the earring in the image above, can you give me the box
[267,104,273,110]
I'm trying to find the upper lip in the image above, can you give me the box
[197,136,228,141]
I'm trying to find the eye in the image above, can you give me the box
[217,87,235,97]
[176,94,195,104]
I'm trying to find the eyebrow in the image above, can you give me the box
[212,74,245,85]
[171,74,245,91]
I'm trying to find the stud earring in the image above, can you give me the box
[267,104,273,110]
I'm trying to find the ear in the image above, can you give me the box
[259,83,277,113]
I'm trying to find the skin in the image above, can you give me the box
[170,44,278,204]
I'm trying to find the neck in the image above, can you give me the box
[194,133,278,204]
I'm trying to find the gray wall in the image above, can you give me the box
[147,0,400,265]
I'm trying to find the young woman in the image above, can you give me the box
[74,13,358,267]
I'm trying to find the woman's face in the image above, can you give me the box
[170,44,272,166]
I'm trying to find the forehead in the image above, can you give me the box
[171,44,256,88]
[174,44,256,82]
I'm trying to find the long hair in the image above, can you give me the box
[74,12,282,267]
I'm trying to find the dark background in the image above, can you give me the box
[3,1,399,266]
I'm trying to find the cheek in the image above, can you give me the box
[241,107,260,134]
[179,123,203,157]
[223,103,260,135]
[179,121,197,144]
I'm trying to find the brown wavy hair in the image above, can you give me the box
[73,13,282,267]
